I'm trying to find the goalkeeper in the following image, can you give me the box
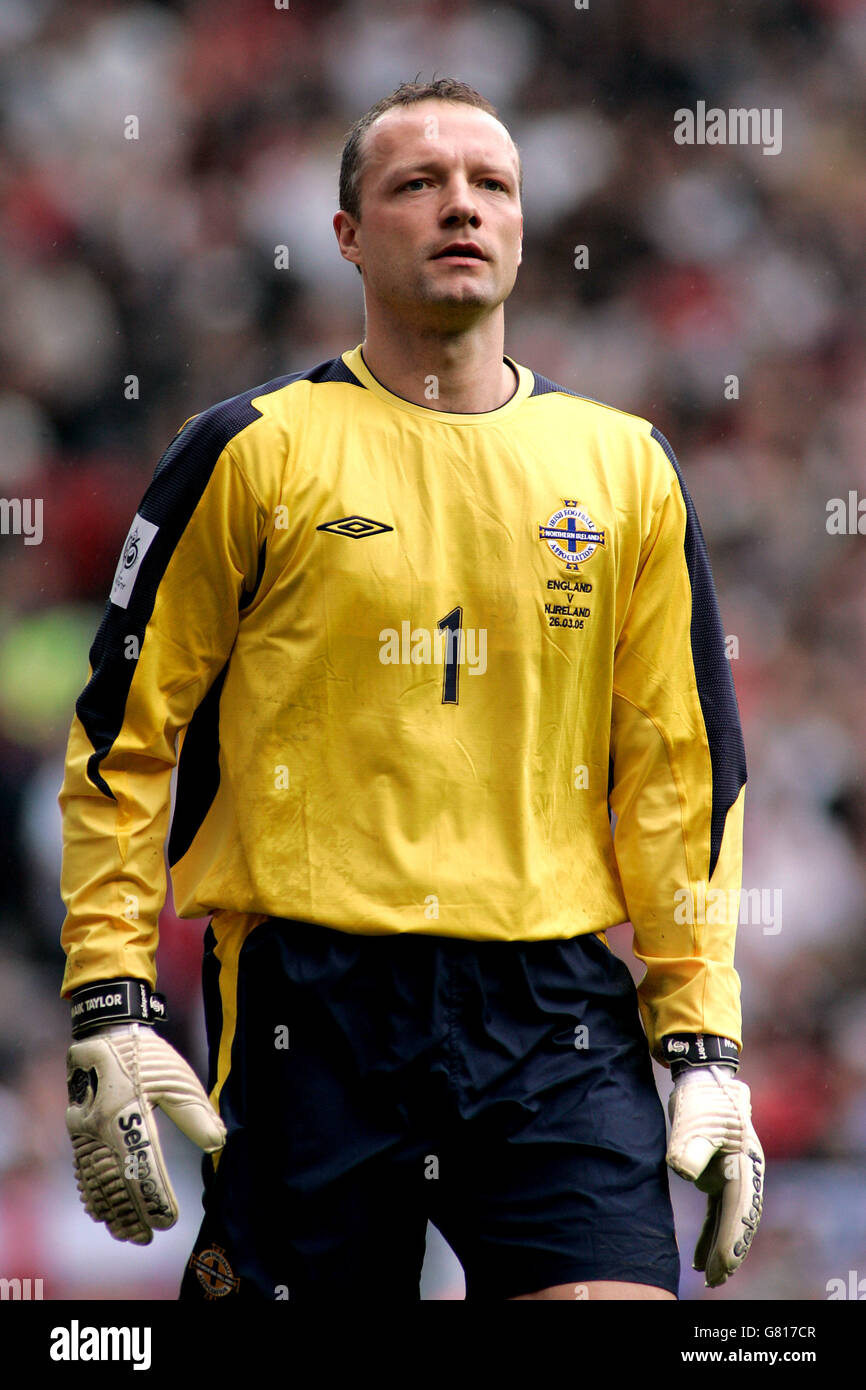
[59,78,763,1301]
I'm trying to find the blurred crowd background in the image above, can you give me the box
[1,0,864,1301]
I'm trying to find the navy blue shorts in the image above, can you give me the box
[180,917,679,1302]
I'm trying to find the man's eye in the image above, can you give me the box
[398,176,507,192]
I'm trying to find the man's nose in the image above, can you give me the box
[440,178,481,225]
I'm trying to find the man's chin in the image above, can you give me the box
[373,270,510,324]
[415,276,499,316]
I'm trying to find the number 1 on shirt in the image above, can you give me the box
[438,606,463,705]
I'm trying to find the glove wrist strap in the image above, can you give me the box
[69,978,167,1038]
[662,1033,740,1078]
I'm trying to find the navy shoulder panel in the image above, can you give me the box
[529,370,583,399]
[529,371,627,413]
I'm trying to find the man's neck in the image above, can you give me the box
[360,310,516,414]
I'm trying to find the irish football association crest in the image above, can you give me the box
[538,501,605,571]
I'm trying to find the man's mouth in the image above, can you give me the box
[431,243,487,261]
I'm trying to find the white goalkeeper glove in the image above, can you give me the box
[666,1063,764,1287]
[66,1021,226,1245]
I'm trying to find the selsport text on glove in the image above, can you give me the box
[662,1033,764,1288]
[65,978,226,1245]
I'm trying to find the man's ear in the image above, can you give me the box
[333,209,362,274]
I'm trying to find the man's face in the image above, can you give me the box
[337,100,523,326]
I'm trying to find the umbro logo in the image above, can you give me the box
[316,515,394,539]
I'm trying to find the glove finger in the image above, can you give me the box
[666,1134,717,1184]
[125,1031,226,1153]
[114,1098,180,1232]
[154,1088,226,1154]
[695,1149,727,1195]
[703,1141,764,1287]
[692,1190,722,1275]
[70,1133,153,1245]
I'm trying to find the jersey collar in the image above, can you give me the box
[343,343,534,425]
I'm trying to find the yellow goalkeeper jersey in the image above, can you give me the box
[58,343,747,1060]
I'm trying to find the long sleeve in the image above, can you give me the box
[609,426,747,1062]
[58,410,267,995]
